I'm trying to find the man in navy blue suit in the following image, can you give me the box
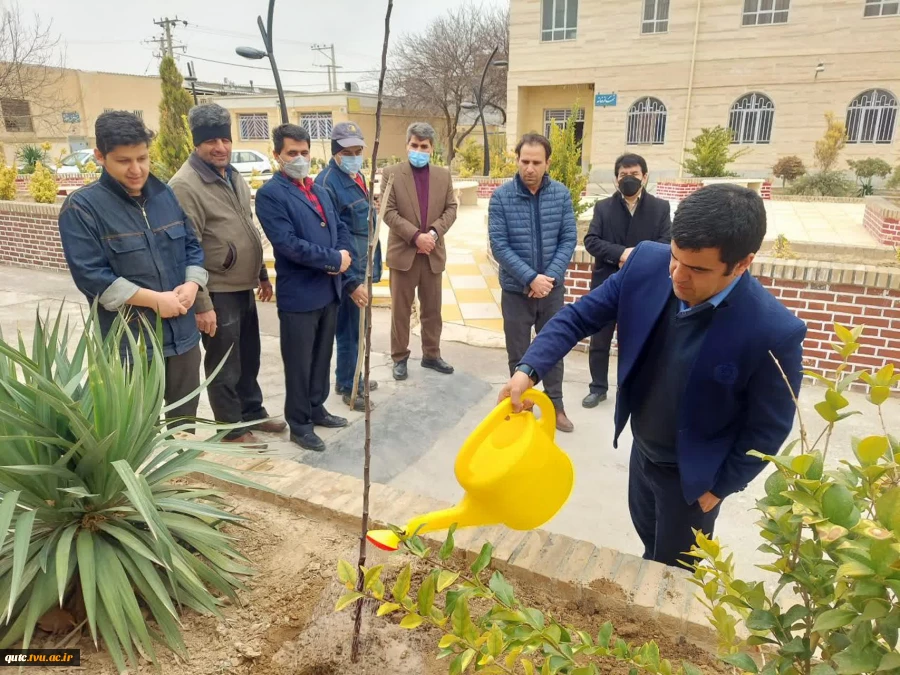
[499,184,806,567]
[255,124,354,452]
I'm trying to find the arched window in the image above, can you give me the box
[846,89,897,144]
[626,97,667,145]
[728,93,774,144]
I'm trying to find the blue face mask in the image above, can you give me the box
[338,154,364,176]
[408,150,431,168]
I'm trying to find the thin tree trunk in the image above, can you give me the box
[351,0,394,663]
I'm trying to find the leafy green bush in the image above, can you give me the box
[848,158,893,197]
[886,167,900,191]
[0,307,265,672]
[16,144,47,175]
[548,105,589,218]
[687,323,900,675]
[814,113,847,173]
[456,137,484,176]
[682,126,750,178]
[336,530,703,675]
[0,152,16,201]
[787,171,855,198]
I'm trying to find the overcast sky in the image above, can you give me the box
[30,0,506,92]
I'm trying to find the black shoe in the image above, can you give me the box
[393,359,408,381]
[291,431,325,452]
[342,392,375,412]
[582,392,607,408]
[421,357,454,375]
[313,413,348,429]
[335,380,379,395]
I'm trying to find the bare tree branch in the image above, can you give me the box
[386,3,508,164]
[0,3,68,138]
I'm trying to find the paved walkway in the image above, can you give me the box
[4,264,898,587]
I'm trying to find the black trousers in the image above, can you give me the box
[202,290,267,440]
[501,285,565,410]
[588,321,616,395]
[628,446,721,568]
[164,345,201,428]
[279,303,338,436]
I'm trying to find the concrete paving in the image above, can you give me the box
[3,264,898,587]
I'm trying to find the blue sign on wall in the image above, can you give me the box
[594,93,617,107]
[62,112,81,123]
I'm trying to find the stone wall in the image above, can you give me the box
[562,249,900,385]
[0,202,67,271]
[863,196,900,247]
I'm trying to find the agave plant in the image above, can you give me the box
[15,144,47,174]
[0,306,268,672]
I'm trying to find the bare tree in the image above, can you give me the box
[386,3,508,163]
[0,3,67,137]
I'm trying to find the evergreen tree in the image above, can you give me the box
[152,56,193,180]
[548,104,589,218]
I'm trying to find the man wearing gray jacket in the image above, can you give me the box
[169,104,286,444]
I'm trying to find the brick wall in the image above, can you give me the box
[656,180,773,201]
[472,177,513,198]
[560,249,900,386]
[0,202,67,271]
[15,174,95,188]
[862,196,900,247]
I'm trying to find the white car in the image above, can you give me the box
[231,150,272,176]
[53,149,97,175]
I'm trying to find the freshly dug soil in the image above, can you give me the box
[27,491,726,675]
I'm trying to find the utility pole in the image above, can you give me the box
[185,62,199,105]
[311,43,339,91]
[153,17,188,58]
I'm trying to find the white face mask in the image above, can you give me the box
[281,155,310,180]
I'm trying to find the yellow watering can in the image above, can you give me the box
[367,389,575,551]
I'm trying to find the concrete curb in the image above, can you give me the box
[194,451,718,653]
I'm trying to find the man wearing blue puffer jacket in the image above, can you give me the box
[488,133,578,432]
[315,121,383,411]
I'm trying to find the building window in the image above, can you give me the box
[543,108,585,137]
[846,89,897,144]
[742,0,790,25]
[541,0,578,41]
[300,112,334,141]
[627,97,667,145]
[728,92,774,144]
[642,0,670,33]
[238,113,270,141]
[864,0,899,16]
[1,99,34,133]
[133,110,144,120]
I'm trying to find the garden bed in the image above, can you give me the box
[29,489,725,675]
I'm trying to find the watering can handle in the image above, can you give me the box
[458,388,556,468]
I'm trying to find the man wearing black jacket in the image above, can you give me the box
[582,154,671,408]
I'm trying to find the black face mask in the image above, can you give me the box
[618,175,643,198]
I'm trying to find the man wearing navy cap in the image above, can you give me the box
[315,121,383,410]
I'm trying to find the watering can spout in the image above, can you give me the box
[366,388,574,552]
[367,495,498,552]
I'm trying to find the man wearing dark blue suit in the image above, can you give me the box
[255,124,354,452]
[500,184,806,567]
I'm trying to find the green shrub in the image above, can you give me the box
[0,152,16,201]
[687,323,900,675]
[787,171,854,198]
[682,126,749,178]
[16,144,47,175]
[848,158,893,197]
[336,531,703,674]
[456,137,484,176]
[548,104,589,218]
[0,307,267,672]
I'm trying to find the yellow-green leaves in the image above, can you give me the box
[856,435,889,466]
[392,564,411,603]
[399,614,424,629]
[335,591,365,612]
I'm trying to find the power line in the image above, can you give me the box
[152,17,188,59]
[182,53,389,75]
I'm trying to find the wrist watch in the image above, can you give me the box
[429,229,438,240]
[514,364,538,384]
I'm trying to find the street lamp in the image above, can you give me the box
[464,47,508,177]
[236,0,289,124]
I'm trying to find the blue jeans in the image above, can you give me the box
[335,293,361,393]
